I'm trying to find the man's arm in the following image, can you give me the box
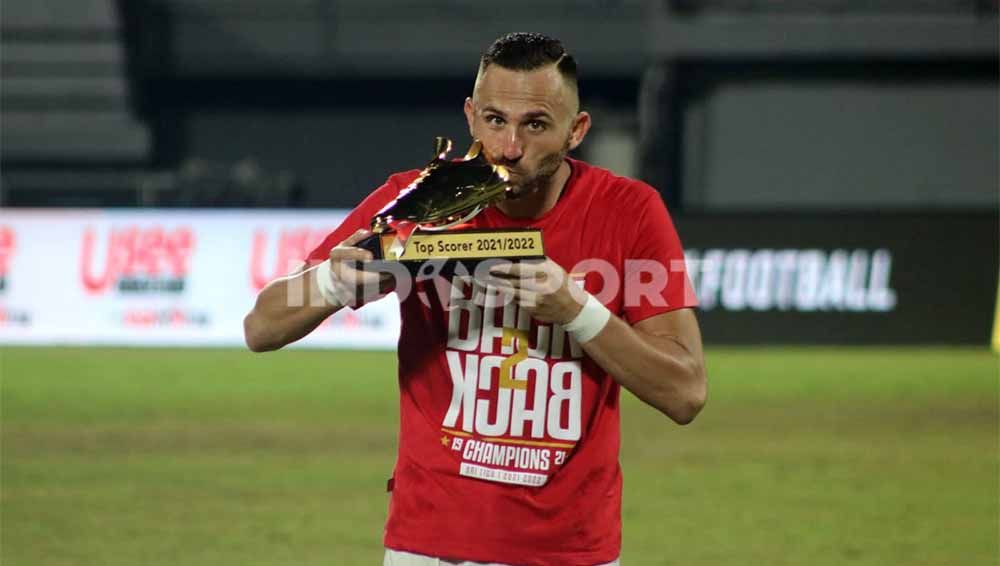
[243,263,338,352]
[243,229,382,352]
[578,308,705,424]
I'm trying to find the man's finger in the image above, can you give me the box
[336,265,386,287]
[514,289,539,308]
[490,266,550,285]
[494,284,536,304]
[491,279,517,294]
[489,262,547,278]
[330,247,373,262]
[340,229,372,247]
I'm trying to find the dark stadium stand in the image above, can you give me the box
[0,0,996,209]
[1,0,151,205]
[130,0,649,78]
[668,0,998,14]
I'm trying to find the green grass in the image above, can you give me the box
[2,347,997,565]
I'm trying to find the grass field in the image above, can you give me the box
[2,347,997,566]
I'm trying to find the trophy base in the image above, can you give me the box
[356,228,545,276]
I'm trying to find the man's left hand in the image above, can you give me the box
[488,259,587,325]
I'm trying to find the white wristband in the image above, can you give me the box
[313,259,345,308]
[563,294,611,344]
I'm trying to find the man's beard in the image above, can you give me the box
[499,137,571,199]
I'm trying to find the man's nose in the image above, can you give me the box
[502,130,524,162]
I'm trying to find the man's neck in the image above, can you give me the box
[495,160,571,220]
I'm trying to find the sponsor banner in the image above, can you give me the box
[0,210,400,348]
[675,212,999,344]
[684,248,897,313]
[0,210,995,346]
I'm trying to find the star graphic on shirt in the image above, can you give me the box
[441,435,450,447]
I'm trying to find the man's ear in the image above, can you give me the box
[568,111,592,151]
[464,97,476,138]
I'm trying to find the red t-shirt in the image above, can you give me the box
[307,158,696,565]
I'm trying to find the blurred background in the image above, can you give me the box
[2,1,998,565]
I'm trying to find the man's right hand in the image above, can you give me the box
[320,229,394,308]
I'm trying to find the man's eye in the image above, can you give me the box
[486,115,505,126]
[527,120,547,131]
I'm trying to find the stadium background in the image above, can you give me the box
[2,1,998,564]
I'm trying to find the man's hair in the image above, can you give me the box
[479,32,578,86]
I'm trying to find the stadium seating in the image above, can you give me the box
[1,0,150,204]
[0,0,995,208]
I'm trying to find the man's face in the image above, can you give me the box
[464,64,588,196]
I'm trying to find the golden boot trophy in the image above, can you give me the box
[356,137,545,273]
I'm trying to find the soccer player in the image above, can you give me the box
[244,32,706,566]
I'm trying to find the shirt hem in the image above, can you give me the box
[384,536,621,566]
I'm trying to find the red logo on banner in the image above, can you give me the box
[249,227,332,291]
[120,308,210,328]
[80,226,195,294]
[0,226,14,292]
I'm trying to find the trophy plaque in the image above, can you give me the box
[356,137,545,272]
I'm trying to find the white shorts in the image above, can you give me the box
[384,548,621,566]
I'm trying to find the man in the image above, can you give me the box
[244,32,706,566]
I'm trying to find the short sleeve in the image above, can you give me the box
[621,189,697,324]
[304,170,421,264]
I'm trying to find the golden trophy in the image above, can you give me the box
[356,137,545,272]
